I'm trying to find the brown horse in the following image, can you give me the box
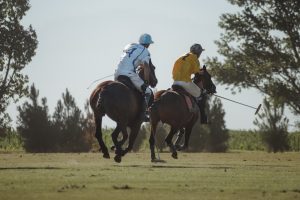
[90,60,157,163]
[149,67,216,161]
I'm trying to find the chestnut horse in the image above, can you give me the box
[90,60,157,163]
[149,67,216,161]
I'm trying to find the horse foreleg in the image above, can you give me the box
[182,116,198,151]
[165,127,178,159]
[94,115,109,159]
[122,122,142,157]
[118,127,128,149]
[149,122,157,162]
[110,126,122,150]
[183,126,193,151]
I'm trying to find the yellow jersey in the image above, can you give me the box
[172,53,200,82]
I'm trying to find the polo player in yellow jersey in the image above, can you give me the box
[172,43,208,124]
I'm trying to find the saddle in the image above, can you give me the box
[116,75,144,101]
[117,75,136,91]
[171,85,198,113]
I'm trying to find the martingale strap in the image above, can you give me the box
[117,75,135,91]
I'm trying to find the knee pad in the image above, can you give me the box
[145,87,152,95]
[141,83,148,93]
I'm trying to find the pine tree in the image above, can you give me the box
[206,97,229,152]
[188,97,229,152]
[17,84,58,152]
[53,89,92,152]
[254,98,290,152]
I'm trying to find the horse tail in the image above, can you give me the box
[96,91,106,115]
[90,80,113,115]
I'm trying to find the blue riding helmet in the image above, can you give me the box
[139,33,154,45]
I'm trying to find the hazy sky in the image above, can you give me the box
[8,0,297,130]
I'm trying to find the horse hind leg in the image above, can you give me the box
[165,127,179,159]
[94,114,110,159]
[111,124,126,163]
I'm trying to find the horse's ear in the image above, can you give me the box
[202,65,206,70]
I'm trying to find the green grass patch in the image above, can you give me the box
[0,152,299,200]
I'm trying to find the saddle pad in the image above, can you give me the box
[184,95,193,111]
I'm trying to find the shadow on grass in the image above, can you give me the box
[0,166,62,170]
[114,164,235,169]
[151,165,235,169]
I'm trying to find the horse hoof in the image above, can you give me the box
[114,155,122,163]
[103,153,110,159]
[172,153,178,159]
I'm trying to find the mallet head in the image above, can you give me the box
[255,104,262,115]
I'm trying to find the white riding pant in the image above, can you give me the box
[114,71,151,95]
[173,81,201,97]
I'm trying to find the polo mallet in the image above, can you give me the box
[86,74,114,89]
[214,94,262,115]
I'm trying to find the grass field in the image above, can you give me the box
[0,151,299,200]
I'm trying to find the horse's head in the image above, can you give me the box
[137,59,158,88]
[193,65,216,94]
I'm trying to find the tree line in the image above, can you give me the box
[16,84,93,152]
[1,83,299,153]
